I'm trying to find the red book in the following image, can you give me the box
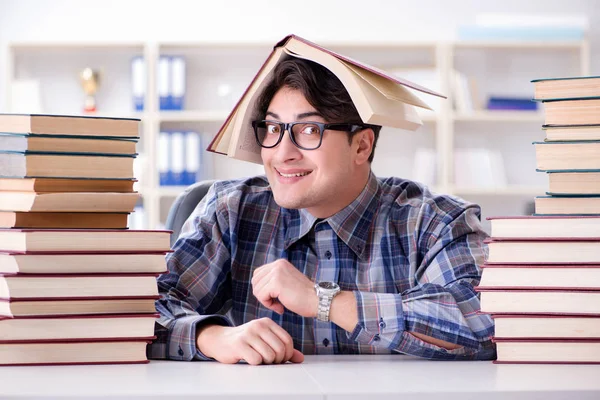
[479,263,600,289]
[476,288,600,315]
[485,238,600,264]
[491,314,600,340]
[0,229,171,253]
[493,338,600,364]
[0,313,159,342]
[0,273,160,300]
[0,251,168,275]
[0,338,152,366]
[0,296,158,318]
[487,215,600,239]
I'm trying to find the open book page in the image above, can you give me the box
[340,61,432,110]
[210,110,237,155]
[283,41,422,130]
[226,47,288,164]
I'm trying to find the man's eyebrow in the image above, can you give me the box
[296,111,323,120]
[264,111,323,120]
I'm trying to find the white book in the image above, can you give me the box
[170,131,185,185]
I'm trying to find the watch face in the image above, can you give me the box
[318,282,339,290]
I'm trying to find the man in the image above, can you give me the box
[149,57,496,365]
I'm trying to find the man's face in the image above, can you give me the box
[261,87,367,218]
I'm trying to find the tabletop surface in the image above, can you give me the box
[0,355,599,399]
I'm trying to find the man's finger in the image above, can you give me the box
[259,329,287,364]
[269,323,295,362]
[240,346,263,366]
[289,349,305,364]
[246,336,276,365]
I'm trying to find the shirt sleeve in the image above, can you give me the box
[347,203,496,360]
[147,182,234,361]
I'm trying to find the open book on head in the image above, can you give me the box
[207,34,446,164]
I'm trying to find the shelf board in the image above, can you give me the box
[159,110,230,122]
[452,111,544,122]
[10,42,144,52]
[451,186,546,196]
[157,186,190,197]
[453,40,585,50]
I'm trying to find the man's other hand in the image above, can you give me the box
[252,259,318,317]
[196,318,304,365]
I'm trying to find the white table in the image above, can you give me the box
[0,355,599,399]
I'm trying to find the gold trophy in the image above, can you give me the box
[79,67,100,113]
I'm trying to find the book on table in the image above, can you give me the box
[479,263,600,289]
[488,215,600,238]
[543,124,600,141]
[493,339,600,364]
[532,76,600,101]
[207,34,445,164]
[492,314,600,340]
[0,133,138,155]
[0,114,140,138]
[0,211,131,229]
[0,273,160,299]
[545,170,600,195]
[0,338,151,366]
[485,238,600,264]
[534,195,600,215]
[0,229,171,253]
[0,191,139,212]
[0,152,135,180]
[0,297,158,317]
[539,98,600,126]
[0,251,168,274]
[477,288,600,315]
[0,313,158,341]
[0,177,136,192]
[534,141,600,171]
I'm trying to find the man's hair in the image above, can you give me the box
[256,57,382,163]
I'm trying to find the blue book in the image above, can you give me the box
[131,56,145,112]
[158,56,171,111]
[184,131,201,185]
[487,97,538,111]
[158,131,171,185]
[170,57,186,111]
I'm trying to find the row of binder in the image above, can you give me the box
[130,56,187,111]
[158,131,202,186]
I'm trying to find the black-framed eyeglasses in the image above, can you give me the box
[252,120,377,150]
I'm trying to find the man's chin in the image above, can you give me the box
[272,192,308,210]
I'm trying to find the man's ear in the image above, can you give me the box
[354,128,375,165]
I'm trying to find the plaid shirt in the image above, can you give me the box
[149,172,496,361]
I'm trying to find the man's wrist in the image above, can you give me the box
[196,324,225,358]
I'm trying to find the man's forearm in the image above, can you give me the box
[328,291,358,332]
[329,290,461,351]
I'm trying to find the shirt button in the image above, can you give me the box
[324,250,332,259]
[323,338,330,347]
[178,346,184,356]
[379,318,386,329]
[373,334,380,342]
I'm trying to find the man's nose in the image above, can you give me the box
[274,128,302,160]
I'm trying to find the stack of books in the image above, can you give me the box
[477,77,600,364]
[0,114,171,366]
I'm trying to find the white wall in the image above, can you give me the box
[0,0,599,111]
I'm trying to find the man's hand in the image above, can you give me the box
[196,318,304,365]
[251,259,317,317]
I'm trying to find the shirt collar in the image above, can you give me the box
[283,172,380,261]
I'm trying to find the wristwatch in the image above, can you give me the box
[314,281,341,322]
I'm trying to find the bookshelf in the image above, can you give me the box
[4,39,590,231]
